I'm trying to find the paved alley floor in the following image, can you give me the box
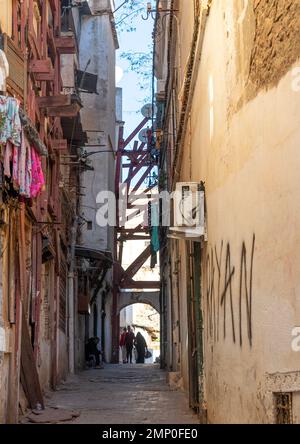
[42,364,199,424]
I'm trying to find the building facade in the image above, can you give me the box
[0,0,81,423]
[155,0,300,424]
[75,0,118,365]
[0,0,117,423]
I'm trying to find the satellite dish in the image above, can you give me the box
[138,129,149,143]
[141,103,157,118]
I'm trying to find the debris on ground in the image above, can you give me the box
[25,407,80,424]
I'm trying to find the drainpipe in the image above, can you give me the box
[68,215,78,374]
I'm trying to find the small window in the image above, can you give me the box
[274,392,293,424]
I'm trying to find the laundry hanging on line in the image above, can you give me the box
[0,95,45,199]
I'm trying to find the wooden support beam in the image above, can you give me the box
[29,59,53,73]
[46,103,81,117]
[122,245,151,282]
[120,281,160,290]
[37,95,71,108]
[132,166,153,193]
[123,117,149,149]
[143,182,158,194]
[55,36,76,54]
[51,139,68,150]
[117,227,147,234]
[125,154,148,186]
[35,71,55,81]
[118,235,151,241]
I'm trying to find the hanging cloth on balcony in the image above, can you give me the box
[150,203,160,254]
[0,95,21,146]
[30,147,45,199]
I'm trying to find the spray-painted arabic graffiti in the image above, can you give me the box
[205,235,255,347]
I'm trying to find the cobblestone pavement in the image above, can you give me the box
[45,364,199,424]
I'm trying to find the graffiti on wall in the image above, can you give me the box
[205,235,255,347]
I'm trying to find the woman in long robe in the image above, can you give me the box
[135,332,148,364]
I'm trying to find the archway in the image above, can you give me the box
[118,291,160,315]
[119,303,160,364]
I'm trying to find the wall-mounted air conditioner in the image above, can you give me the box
[169,182,207,242]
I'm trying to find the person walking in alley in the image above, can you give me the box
[135,332,148,364]
[85,337,103,369]
[125,326,135,364]
[120,327,127,364]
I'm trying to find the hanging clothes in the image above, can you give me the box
[25,142,32,198]
[0,96,21,147]
[30,147,45,199]
[150,202,160,253]
[0,95,45,200]
[12,144,19,188]
[3,140,12,177]
[17,130,26,194]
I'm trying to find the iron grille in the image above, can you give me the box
[274,392,293,424]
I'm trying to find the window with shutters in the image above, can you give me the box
[2,33,26,102]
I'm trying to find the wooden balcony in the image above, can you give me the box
[37,93,82,117]
[37,94,72,108]
[55,35,77,55]
[29,58,55,82]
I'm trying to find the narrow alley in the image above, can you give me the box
[22,365,198,424]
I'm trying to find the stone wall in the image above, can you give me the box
[248,0,300,95]
[164,0,300,423]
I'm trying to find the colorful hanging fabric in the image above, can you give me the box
[150,203,160,254]
[18,130,26,195]
[30,147,45,199]
[12,144,19,187]
[0,95,45,200]
[3,140,12,177]
[25,141,32,198]
[0,96,21,147]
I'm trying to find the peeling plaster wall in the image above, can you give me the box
[0,0,12,37]
[248,0,300,97]
[79,10,116,253]
[174,0,300,423]
[78,4,117,365]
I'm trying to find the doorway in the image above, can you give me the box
[186,242,205,417]
[119,303,160,364]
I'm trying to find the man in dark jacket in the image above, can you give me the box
[85,337,103,368]
[125,326,135,364]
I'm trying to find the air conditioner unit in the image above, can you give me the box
[169,182,207,241]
